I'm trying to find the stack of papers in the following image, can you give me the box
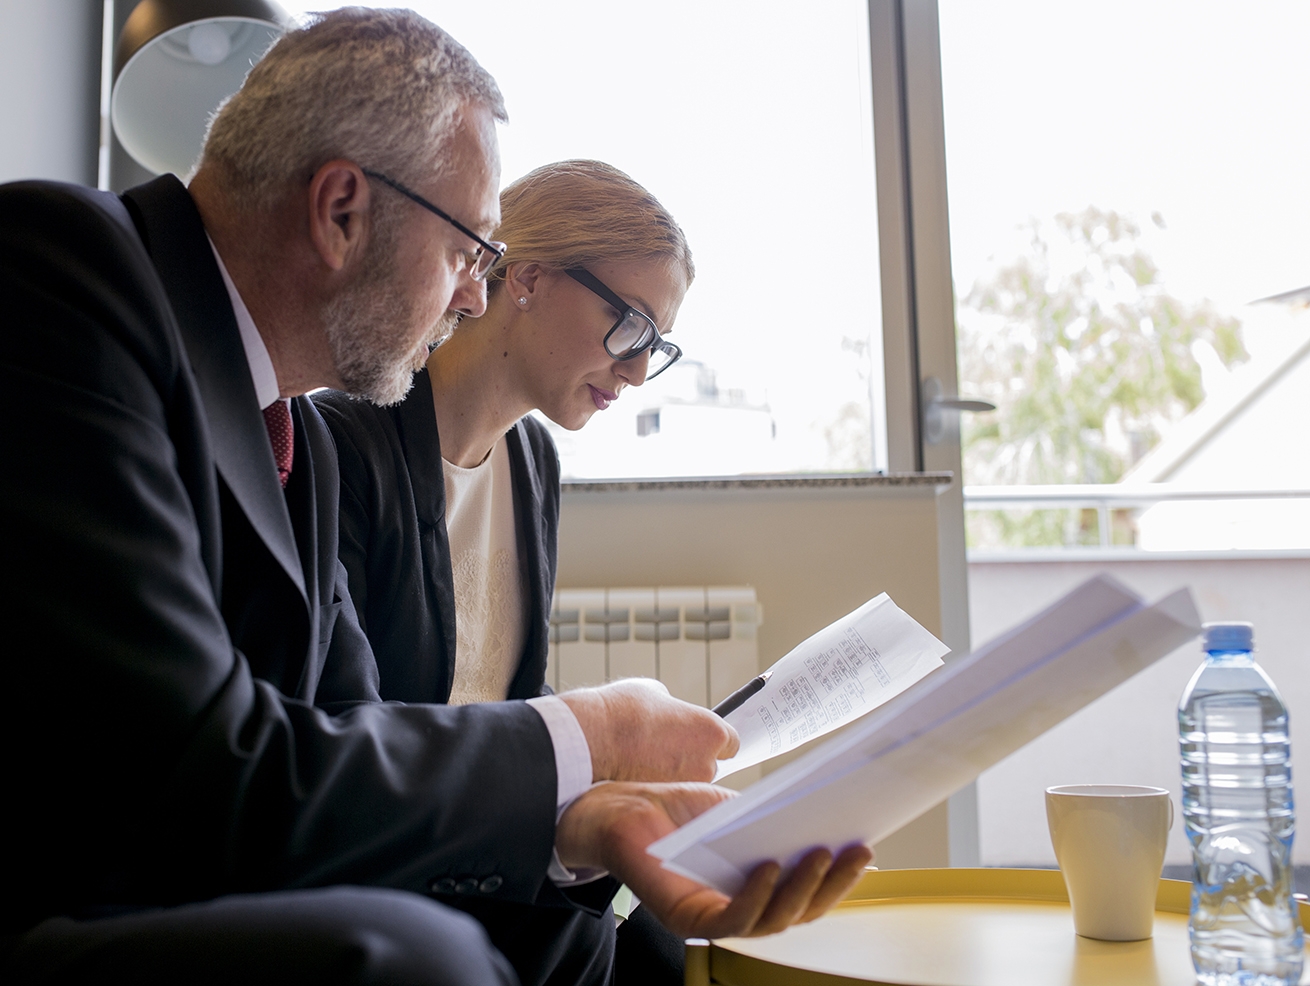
[652,574,1200,895]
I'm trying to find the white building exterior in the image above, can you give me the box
[1126,299,1310,550]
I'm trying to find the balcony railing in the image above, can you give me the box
[964,485,1310,550]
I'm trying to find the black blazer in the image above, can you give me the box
[314,373,561,704]
[0,176,561,934]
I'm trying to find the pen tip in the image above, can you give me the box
[761,670,773,681]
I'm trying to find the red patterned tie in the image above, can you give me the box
[263,401,294,488]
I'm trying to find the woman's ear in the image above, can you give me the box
[504,261,546,309]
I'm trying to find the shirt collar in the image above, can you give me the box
[207,236,283,411]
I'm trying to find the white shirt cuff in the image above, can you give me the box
[526,695,607,886]
[526,695,592,808]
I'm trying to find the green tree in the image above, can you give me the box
[958,207,1246,546]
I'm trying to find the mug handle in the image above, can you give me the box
[1167,797,1175,832]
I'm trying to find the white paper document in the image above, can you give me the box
[652,574,1201,895]
[715,593,948,779]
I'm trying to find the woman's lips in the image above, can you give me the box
[588,384,617,410]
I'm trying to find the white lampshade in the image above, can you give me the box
[112,0,288,176]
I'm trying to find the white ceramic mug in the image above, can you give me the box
[1045,784,1174,941]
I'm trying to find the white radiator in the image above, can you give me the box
[547,586,762,708]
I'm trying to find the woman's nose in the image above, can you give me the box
[616,349,650,388]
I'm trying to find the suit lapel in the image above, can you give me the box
[396,369,447,528]
[395,369,458,701]
[121,175,306,600]
[505,420,549,699]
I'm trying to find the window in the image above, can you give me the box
[940,0,1310,549]
[289,0,886,478]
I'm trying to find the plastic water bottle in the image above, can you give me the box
[1179,622,1303,985]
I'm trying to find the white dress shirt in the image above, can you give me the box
[206,239,598,882]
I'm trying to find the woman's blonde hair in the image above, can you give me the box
[487,160,694,290]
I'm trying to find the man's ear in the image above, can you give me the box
[503,261,547,306]
[307,160,372,272]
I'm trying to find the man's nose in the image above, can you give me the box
[449,267,488,319]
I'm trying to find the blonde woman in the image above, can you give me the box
[315,160,693,986]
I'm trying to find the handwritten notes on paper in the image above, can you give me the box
[715,594,949,779]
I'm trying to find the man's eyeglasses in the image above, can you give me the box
[564,268,682,380]
[362,168,506,281]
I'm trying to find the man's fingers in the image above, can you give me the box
[717,719,741,759]
[731,844,870,937]
[694,860,781,939]
[798,844,874,923]
[633,840,871,940]
[747,848,833,936]
[654,783,737,829]
[672,709,736,782]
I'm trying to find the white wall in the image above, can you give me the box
[969,553,1310,867]
[0,0,102,186]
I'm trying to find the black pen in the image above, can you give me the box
[712,670,772,717]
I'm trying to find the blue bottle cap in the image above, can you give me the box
[1202,621,1254,652]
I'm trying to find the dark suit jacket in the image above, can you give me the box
[314,373,561,704]
[0,176,561,934]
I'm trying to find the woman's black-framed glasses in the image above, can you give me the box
[362,168,506,281]
[564,268,682,380]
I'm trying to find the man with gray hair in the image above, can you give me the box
[0,9,869,985]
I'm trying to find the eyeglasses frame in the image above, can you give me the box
[564,268,683,379]
[361,168,506,281]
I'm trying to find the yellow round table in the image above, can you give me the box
[688,868,1310,986]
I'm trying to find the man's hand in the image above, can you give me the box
[556,781,873,939]
[560,678,738,783]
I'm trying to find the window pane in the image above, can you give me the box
[289,1,885,478]
[941,0,1310,496]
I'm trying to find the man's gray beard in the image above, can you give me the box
[323,281,457,407]
[428,310,460,350]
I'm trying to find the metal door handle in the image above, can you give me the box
[922,377,996,445]
[930,398,995,413]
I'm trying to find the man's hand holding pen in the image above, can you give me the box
[559,677,739,783]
